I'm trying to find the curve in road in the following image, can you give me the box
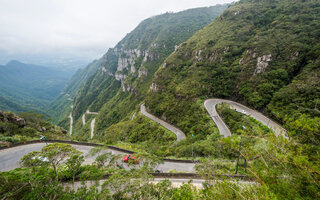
[81,110,99,138]
[204,99,286,137]
[0,142,195,173]
[67,179,206,190]
[82,110,98,126]
[141,98,286,139]
[140,104,186,141]
[67,178,255,191]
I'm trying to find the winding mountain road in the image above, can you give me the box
[68,113,73,135]
[140,104,186,141]
[82,114,86,125]
[90,118,96,139]
[0,143,195,172]
[204,99,286,137]
[141,99,285,141]
[81,110,99,138]
[1,99,285,174]
[67,178,254,191]
[82,110,98,126]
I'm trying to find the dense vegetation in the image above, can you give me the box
[146,0,320,144]
[0,111,68,146]
[1,0,319,199]
[68,5,228,137]
[1,132,318,199]
[0,60,71,113]
[47,59,102,125]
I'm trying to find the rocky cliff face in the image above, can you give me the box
[0,111,26,127]
[112,48,160,92]
[70,5,229,137]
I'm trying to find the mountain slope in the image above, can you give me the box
[69,5,228,137]
[0,60,70,113]
[47,59,101,124]
[145,0,320,144]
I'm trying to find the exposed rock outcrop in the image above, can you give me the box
[254,54,272,75]
[117,56,135,72]
[138,69,148,78]
[291,51,299,60]
[114,47,161,93]
[239,49,257,65]
[0,111,26,127]
[150,83,159,92]
[174,45,179,51]
[115,73,127,81]
[195,50,203,61]
[101,67,107,74]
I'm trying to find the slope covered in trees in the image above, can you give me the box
[0,60,70,113]
[0,111,68,147]
[69,5,228,138]
[47,59,101,125]
[145,0,320,145]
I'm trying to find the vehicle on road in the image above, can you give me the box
[32,156,49,162]
[123,155,140,164]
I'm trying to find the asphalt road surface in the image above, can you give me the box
[141,104,186,141]
[68,113,73,135]
[66,178,207,191]
[0,143,195,172]
[66,178,255,191]
[204,98,286,137]
[1,99,285,173]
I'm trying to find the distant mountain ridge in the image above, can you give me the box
[47,59,102,124]
[56,5,229,137]
[0,60,70,113]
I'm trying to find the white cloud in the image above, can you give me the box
[0,0,234,64]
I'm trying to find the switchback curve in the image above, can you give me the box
[142,99,286,139]
[204,98,286,137]
[140,104,186,141]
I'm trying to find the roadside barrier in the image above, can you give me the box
[0,140,201,163]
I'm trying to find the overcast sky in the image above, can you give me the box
[0,0,234,66]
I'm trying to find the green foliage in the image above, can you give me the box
[104,114,175,144]
[217,103,273,136]
[245,135,320,200]
[47,59,102,126]
[2,131,319,199]
[0,111,68,146]
[20,143,83,181]
[70,5,228,138]
[267,57,320,145]
[0,60,71,114]
[100,114,177,157]
[65,154,85,182]
[146,0,320,147]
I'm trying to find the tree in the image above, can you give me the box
[20,143,83,181]
[65,154,84,183]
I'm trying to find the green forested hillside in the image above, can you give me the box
[0,110,68,146]
[146,0,320,144]
[70,5,228,137]
[0,60,70,114]
[1,1,320,199]
[47,59,101,124]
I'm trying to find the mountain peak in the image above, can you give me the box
[6,60,23,66]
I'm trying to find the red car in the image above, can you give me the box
[123,155,140,164]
